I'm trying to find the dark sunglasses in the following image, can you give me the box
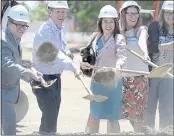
[10,21,29,30]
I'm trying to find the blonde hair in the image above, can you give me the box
[119,6,142,40]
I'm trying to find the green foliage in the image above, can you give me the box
[68,1,116,32]
[29,1,164,31]
[29,4,48,21]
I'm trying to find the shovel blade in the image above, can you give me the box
[83,95,108,102]
[149,63,173,78]
[32,79,57,89]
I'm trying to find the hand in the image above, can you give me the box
[74,69,83,80]
[143,54,151,63]
[159,41,174,51]
[67,52,74,60]
[22,60,33,68]
[27,69,41,82]
[31,67,43,77]
[30,67,43,82]
[115,65,122,79]
[80,62,92,70]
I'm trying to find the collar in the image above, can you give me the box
[48,18,64,31]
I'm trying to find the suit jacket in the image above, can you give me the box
[1,27,31,103]
[92,33,127,69]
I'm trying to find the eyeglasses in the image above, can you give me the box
[10,21,29,30]
[164,11,174,17]
[126,12,139,17]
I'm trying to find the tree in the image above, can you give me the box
[68,1,116,32]
[29,0,164,31]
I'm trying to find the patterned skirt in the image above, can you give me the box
[121,75,149,122]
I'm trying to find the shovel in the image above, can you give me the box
[79,75,108,102]
[89,64,172,87]
[31,78,57,89]
[91,64,173,78]
[126,48,174,78]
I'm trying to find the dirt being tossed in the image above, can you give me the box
[36,41,59,64]
[92,67,121,87]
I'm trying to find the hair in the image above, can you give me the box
[47,6,55,17]
[47,6,54,11]
[7,16,14,25]
[158,10,172,36]
[97,18,120,38]
[119,6,142,37]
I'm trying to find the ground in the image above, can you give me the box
[16,47,160,135]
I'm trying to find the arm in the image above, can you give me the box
[1,40,33,81]
[61,28,71,54]
[115,35,127,68]
[138,27,149,55]
[147,21,160,53]
[33,34,77,72]
[55,51,77,72]
[159,41,174,50]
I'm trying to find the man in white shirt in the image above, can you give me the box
[31,1,81,134]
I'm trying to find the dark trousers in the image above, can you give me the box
[32,74,61,133]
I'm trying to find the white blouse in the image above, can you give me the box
[123,29,149,77]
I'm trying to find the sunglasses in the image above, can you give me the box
[10,21,29,30]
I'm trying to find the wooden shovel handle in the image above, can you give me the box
[90,65,149,75]
[120,69,149,75]
[79,75,93,95]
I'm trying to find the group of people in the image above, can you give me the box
[1,0,173,135]
[81,0,173,133]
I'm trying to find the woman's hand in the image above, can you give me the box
[80,62,92,70]
[143,53,151,63]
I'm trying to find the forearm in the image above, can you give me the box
[56,51,77,72]
[159,41,173,48]
[116,48,127,67]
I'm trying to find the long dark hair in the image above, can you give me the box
[97,18,120,38]
[158,10,172,36]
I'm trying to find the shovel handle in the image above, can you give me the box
[90,65,149,75]
[120,69,149,75]
[126,48,158,67]
[79,75,93,95]
[126,48,173,78]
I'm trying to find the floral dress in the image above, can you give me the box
[121,29,149,122]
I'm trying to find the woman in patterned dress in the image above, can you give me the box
[119,1,150,132]
[144,1,174,129]
[80,5,126,133]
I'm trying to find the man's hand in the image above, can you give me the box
[29,67,43,82]
[67,52,74,60]
[74,68,83,80]
[22,60,33,68]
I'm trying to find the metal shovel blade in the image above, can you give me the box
[149,63,173,78]
[32,79,57,89]
[13,90,29,123]
[83,94,108,102]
